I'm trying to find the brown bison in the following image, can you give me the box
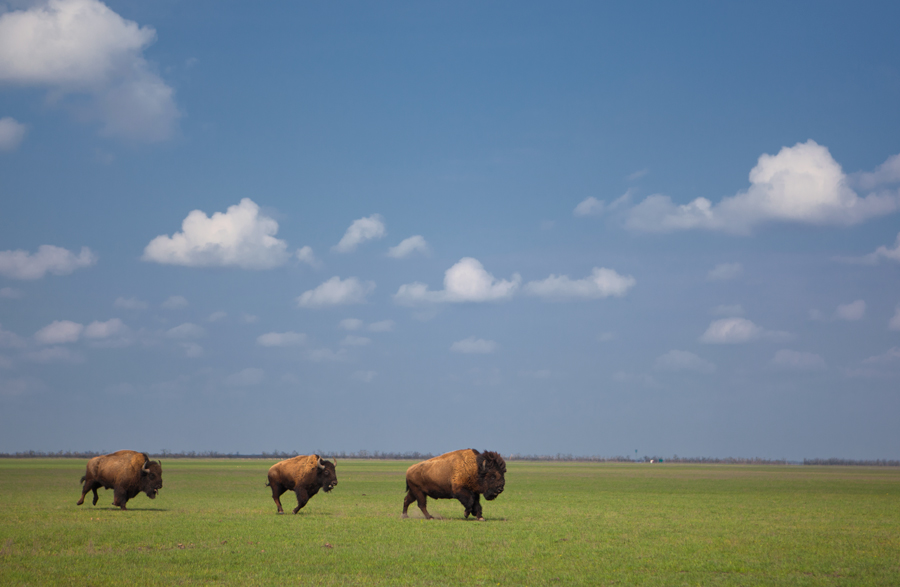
[266,454,337,514]
[76,450,163,510]
[402,449,506,521]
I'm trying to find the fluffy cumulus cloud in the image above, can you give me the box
[143,199,291,269]
[388,235,429,258]
[84,318,126,339]
[854,232,900,265]
[771,349,827,370]
[450,337,498,354]
[654,350,716,373]
[890,307,900,331]
[339,318,363,331]
[333,214,386,253]
[368,320,394,332]
[836,300,866,321]
[707,262,742,281]
[162,295,188,309]
[296,277,375,308]
[0,117,27,151]
[114,296,148,310]
[166,323,205,339]
[573,196,604,217]
[0,245,96,280]
[0,324,27,349]
[524,267,636,300]
[224,367,265,387]
[394,258,520,305]
[0,0,179,141]
[855,153,900,191]
[627,141,900,234]
[34,320,83,344]
[295,246,319,267]
[700,318,789,344]
[341,335,371,347]
[256,331,306,347]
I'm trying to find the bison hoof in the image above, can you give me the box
[401,513,408,519]
[477,517,485,522]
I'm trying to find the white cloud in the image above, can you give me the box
[0,117,27,151]
[166,323,205,339]
[368,320,394,332]
[352,370,377,383]
[627,169,649,181]
[34,320,83,344]
[598,332,615,342]
[162,295,188,309]
[208,311,227,322]
[700,318,761,344]
[114,296,148,310]
[25,346,84,364]
[627,141,900,234]
[0,287,23,299]
[712,304,744,316]
[852,232,900,265]
[450,337,497,354]
[341,335,371,346]
[855,153,900,190]
[225,367,264,387]
[524,267,636,300]
[863,347,900,365]
[180,342,203,358]
[890,307,900,331]
[707,262,742,281]
[388,235,429,258]
[84,318,126,339]
[143,199,291,269]
[394,258,520,305]
[296,276,375,308]
[771,349,826,370]
[256,331,306,347]
[573,197,604,217]
[836,300,866,321]
[339,318,363,331]
[654,350,716,373]
[333,214,386,253]
[295,246,319,267]
[0,324,27,349]
[241,314,258,324]
[0,0,179,141]
[0,245,96,280]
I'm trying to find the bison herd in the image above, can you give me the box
[76,448,507,520]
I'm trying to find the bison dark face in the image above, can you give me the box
[477,451,506,501]
[317,458,338,493]
[139,460,163,499]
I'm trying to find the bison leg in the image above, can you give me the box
[112,487,129,510]
[77,480,101,506]
[270,482,288,514]
[471,494,484,521]
[454,490,476,519]
[292,488,310,514]
[402,490,418,518]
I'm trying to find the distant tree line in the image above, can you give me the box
[1,450,897,466]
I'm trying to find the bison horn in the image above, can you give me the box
[317,457,325,469]
[142,461,150,473]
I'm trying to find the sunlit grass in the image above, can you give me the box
[1,459,898,585]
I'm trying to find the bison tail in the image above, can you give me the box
[265,480,270,487]
[80,475,86,484]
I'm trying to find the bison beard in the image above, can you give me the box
[76,450,163,511]
[266,454,338,514]
[402,449,506,521]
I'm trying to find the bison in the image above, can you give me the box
[76,450,163,510]
[402,449,506,521]
[266,454,337,514]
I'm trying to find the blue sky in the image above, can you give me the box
[1,1,899,459]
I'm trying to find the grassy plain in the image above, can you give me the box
[0,459,898,586]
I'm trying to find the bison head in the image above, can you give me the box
[316,456,338,492]
[140,459,163,499]
[476,450,506,500]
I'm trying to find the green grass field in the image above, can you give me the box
[0,459,898,586]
